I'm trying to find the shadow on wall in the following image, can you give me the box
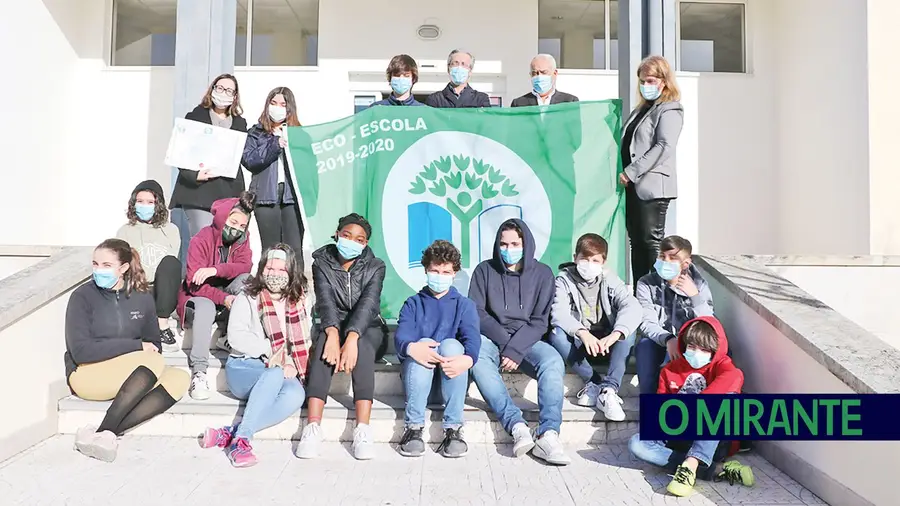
[701,256,829,310]
[42,0,105,59]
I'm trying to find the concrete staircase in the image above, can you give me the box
[57,326,643,445]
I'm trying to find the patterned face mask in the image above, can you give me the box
[264,272,289,293]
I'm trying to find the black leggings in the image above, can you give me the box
[255,185,304,261]
[97,366,179,436]
[305,325,387,403]
[153,255,182,319]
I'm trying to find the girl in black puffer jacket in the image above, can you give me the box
[294,213,388,461]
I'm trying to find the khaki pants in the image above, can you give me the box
[69,350,190,401]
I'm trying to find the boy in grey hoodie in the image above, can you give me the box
[635,235,714,395]
[549,233,641,421]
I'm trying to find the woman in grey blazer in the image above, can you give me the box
[619,55,684,286]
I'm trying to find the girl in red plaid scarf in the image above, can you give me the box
[197,244,310,467]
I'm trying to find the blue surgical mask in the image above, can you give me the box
[390,76,412,95]
[449,67,469,86]
[93,268,119,290]
[640,83,661,101]
[654,259,681,281]
[135,204,154,222]
[336,237,364,260]
[684,349,712,369]
[426,272,454,294]
[532,75,553,95]
[500,247,524,266]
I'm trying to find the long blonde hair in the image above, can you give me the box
[636,55,680,106]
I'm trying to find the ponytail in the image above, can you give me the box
[126,248,150,295]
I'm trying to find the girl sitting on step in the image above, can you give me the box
[116,179,182,352]
[198,244,310,468]
[294,213,388,461]
[177,193,255,401]
[65,239,190,462]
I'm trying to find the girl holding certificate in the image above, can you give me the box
[170,74,249,239]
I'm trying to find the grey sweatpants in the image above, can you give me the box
[186,273,251,374]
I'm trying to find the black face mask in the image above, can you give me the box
[222,225,244,244]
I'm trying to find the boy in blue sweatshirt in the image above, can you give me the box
[468,218,569,466]
[395,240,481,458]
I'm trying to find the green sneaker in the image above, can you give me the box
[717,460,755,487]
[667,465,696,497]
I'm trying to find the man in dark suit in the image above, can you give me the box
[511,54,579,107]
[425,49,492,108]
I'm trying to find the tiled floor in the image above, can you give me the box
[0,436,826,506]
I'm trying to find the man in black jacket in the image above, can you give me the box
[511,54,579,107]
[425,49,492,108]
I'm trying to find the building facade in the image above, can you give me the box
[4,0,899,257]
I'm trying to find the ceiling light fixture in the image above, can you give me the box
[417,24,441,40]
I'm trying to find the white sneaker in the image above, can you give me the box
[511,422,535,457]
[351,424,375,460]
[189,372,210,400]
[575,381,602,407]
[531,430,571,466]
[74,425,118,462]
[597,388,626,421]
[294,422,323,459]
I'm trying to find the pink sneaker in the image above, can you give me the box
[199,426,234,449]
[227,438,258,468]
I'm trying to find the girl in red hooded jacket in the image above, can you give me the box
[178,192,255,401]
[629,316,755,497]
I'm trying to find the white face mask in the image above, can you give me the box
[211,90,234,108]
[576,260,604,281]
[268,105,287,122]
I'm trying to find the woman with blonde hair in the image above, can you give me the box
[65,239,190,462]
[619,55,684,287]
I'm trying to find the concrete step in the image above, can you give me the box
[57,392,640,445]
[161,349,642,401]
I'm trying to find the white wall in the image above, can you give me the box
[773,0,870,254]
[317,0,539,104]
[694,0,779,255]
[867,0,900,254]
[772,264,900,352]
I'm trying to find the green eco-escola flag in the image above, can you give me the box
[287,100,625,320]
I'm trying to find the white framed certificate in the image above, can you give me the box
[164,118,247,178]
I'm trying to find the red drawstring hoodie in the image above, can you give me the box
[176,197,252,323]
[658,316,744,458]
[657,316,744,395]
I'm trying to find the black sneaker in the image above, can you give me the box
[437,428,468,458]
[160,328,179,352]
[398,427,425,457]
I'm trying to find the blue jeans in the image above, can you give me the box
[226,357,306,440]
[470,335,565,436]
[628,434,720,480]
[547,326,636,391]
[402,338,468,429]
[635,337,671,395]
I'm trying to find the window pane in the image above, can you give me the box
[539,0,607,69]
[251,0,319,66]
[236,1,248,66]
[113,0,176,66]
[610,0,618,70]
[679,2,745,73]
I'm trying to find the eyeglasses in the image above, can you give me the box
[214,85,236,97]
[449,61,471,69]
